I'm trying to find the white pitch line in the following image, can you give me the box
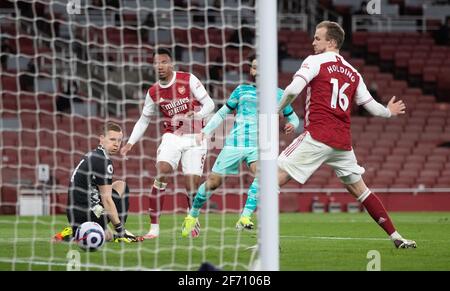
[0,235,432,244]
[245,236,395,251]
[0,238,54,243]
[0,258,68,268]
[0,258,161,271]
[280,235,390,241]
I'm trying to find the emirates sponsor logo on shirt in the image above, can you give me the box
[161,97,189,110]
[161,97,190,116]
[178,85,186,95]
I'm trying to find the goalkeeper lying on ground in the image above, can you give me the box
[53,122,142,243]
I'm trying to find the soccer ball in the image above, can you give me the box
[75,222,105,251]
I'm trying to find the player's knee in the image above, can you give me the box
[185,175,201,190]
[278,169,291,186]
[112,180,127,196]
[122,182,130,198]
[248,161,258,174]
[339,174,362,185]
[157,161,174,176]
[206,181,220,191]
[207,175,222,190]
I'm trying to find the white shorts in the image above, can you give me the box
[278,131,365,184]
[157,133,207,176]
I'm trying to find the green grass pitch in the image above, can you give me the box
[0,212,449,270]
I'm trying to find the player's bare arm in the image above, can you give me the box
[98,184,138,241]
[98,184,121,225]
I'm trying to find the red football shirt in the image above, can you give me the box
[143,71,208,134]
[294,52,372,150]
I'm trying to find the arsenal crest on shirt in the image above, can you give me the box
[178,86,186,95]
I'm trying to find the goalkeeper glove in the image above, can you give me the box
[113,223,143,243]
[113,236,133,243]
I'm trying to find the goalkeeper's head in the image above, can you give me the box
[153,47,174,83]
[99,121,123,155]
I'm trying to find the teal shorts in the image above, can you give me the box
[212,146,258,175]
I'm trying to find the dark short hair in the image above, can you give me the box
[247,54,256,63]
[101,121,122,135]
[153,47,172,59]
[316,21,345,49]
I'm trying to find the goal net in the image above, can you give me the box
[0,0,260,270]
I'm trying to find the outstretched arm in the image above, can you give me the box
[279,55,318,113]
[202,85,241,135]
[356,76,406,118]
[127,114,151,144]
[202,104,233,135]
[362,96,406,118]
[195,104,232,145]
[278,77,307,113]
[120,93,154,156]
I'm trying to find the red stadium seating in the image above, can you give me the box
[2,18,449,196]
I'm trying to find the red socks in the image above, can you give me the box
[149,184,166,224]
[359,190,396,235]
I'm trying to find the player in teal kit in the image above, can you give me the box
[181,57,300,237]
